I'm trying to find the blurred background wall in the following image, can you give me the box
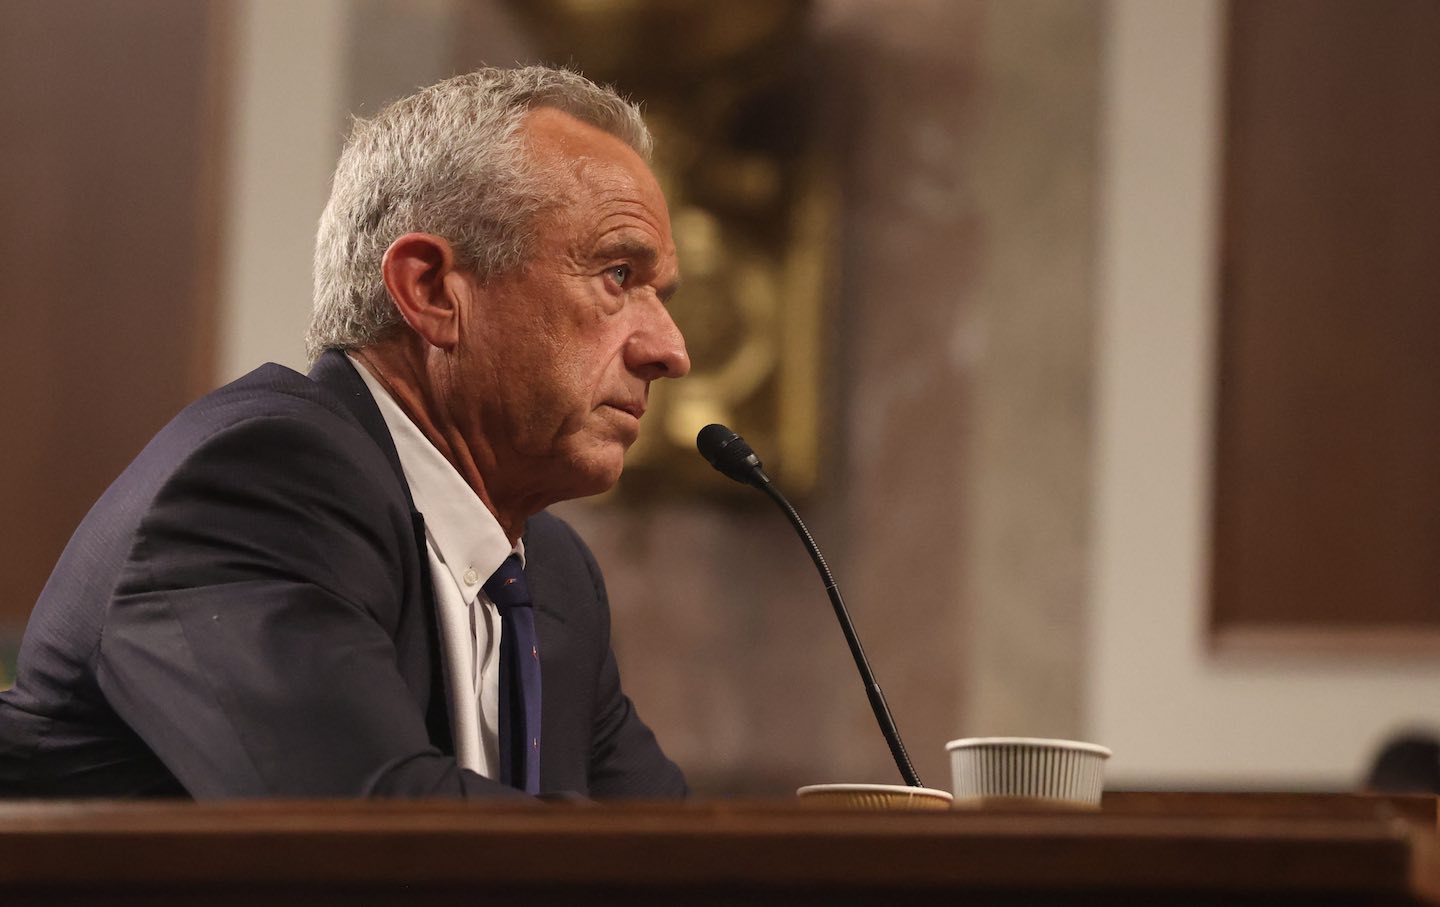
[1,0,1436,795]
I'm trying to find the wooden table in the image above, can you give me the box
[1,793,1436,905]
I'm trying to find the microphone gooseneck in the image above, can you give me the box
[695,423,923,789]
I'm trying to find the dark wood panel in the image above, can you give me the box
[0,1,226,626]
[1212,0,1440,641]
[0,797,1435,905]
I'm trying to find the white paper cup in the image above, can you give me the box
[945,737,1111,809]
[796,783,954,811]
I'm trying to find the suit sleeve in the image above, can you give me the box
[96,413,525,800]
[551,521,688,799]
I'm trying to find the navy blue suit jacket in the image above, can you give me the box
[0,351,686,799]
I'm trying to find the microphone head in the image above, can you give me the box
[696,423,767,486]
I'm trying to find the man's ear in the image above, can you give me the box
[381,233,465,350]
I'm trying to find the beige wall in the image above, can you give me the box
[218,0,348,381]
[959,0,1100,742]
[1090,0,1440,788]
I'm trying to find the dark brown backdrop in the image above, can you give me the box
[0,0,227,631]
[1212,0,1440,649]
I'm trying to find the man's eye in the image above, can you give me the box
[607,265,631,286]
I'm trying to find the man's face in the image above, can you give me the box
[441,108,689,509]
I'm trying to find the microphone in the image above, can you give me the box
[696,423,770,486]
[696,423,923,788]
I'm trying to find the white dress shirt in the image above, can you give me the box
[349,354,518,780]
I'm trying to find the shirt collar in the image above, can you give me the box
[348,354,521,600]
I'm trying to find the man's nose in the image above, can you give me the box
[628,300,691,379]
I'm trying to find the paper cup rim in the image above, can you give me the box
[797,783,954,801]
[944,737,1112,758]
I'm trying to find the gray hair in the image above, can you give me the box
[306,66,651,360]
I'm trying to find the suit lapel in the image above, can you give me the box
[307,350,416,510]
[308,349,455,757]
[410,511,456,755]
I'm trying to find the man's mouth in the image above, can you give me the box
[603,401,645,420]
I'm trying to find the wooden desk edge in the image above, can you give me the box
[0,797,1434,902]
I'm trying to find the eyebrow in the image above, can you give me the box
[593,238,658,268]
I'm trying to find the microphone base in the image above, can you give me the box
[795,783,953,811]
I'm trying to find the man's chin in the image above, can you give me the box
[563,445,627,499]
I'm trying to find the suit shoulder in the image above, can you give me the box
[146,364,411,527]
[73,362,408,585]
[525,512,596,569]
[185,363,366,435]
[523,512,610,628]
[141,362,392,472]
[116,367,417,626]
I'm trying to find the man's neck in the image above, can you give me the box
[349,343,531,544]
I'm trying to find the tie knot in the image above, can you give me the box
[483,554,532,610]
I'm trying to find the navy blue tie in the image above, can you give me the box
[484,555,542,794]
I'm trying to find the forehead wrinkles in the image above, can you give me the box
[568,155,661,219]
[524,130,671,261]
[554,158,671,264]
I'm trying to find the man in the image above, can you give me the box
[0,67,690,799]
